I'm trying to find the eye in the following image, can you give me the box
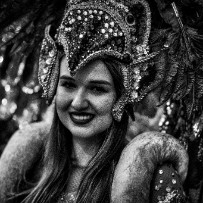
[60,81,76,89]
[90,86,107,94]
[125,13,136,25]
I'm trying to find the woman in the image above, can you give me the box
[0,0,188,202]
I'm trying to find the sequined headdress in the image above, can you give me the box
[38,0,157,121]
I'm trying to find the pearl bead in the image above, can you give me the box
[104,23,109,28]
[110,21,115,27]
[101,29,105,34]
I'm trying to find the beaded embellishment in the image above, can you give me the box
[39,0,157,121]
[58,191,77,203]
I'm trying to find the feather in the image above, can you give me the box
[144,1,203,118]
[139,29,169,98]
[196,61,203,99]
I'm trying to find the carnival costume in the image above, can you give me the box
[0,122,188,202]
[0,0,203,202]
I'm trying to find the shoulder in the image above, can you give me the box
[0,121,50,163]
[111,131,188,202]
[0,121,51,201]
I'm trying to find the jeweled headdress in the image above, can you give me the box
[38,0,157,121]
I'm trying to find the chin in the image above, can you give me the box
[68,119,113,139]
[68,127,103,139]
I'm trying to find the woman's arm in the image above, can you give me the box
[111,131,188,203]
[0,122,49,202]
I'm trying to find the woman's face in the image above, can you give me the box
[56,57,116,139]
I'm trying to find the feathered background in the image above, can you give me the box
[0,0,67,153]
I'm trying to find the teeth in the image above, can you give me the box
[72,114,92,121]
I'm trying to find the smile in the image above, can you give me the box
[70,113,94,125]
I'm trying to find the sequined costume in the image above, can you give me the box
[0,122,188,202]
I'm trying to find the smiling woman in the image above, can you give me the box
[0,0,189,203]
[56,58,116,140]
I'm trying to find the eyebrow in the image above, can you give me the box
[89,80,112,86]
[59,75,112,86]
[59,75,74,81]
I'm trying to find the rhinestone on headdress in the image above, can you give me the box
[39,0,157,121]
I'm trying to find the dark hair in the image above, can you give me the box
[22,59,129,203]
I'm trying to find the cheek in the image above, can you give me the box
[55,88,70,111]
[96,94,116,117]
[93,97,115,131]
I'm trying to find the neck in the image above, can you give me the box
[72,136,102,167]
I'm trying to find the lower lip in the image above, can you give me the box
[70,114,94,125]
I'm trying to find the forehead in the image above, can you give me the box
[60,57,113,82]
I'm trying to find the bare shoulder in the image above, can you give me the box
[0,121,51,201]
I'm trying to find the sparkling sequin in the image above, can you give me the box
[79,34,83,38]
[49,50,55,57]
[104,23,109,28]
[172,179,177,184]
[101,29,106,34]
[104,34,109,38]
[46,58,52,65]
[60,191,77,203]
[43,67,49,74]
[109,28,113,33]
[113,32,118,37]
[110,21,115,27]
[155,184,162,191]
[0,56,4,63]
[157,190,185,203]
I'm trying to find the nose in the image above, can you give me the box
[71,88,89,110]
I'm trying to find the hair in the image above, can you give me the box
[21,58,129,203]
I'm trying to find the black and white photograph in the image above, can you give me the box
[0,0,203,202]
